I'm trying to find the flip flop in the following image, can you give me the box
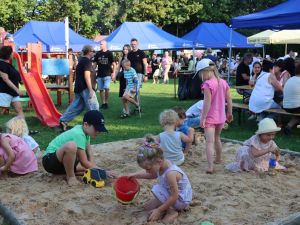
[29,130,39,135]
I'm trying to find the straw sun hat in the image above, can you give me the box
[256,118,281,135]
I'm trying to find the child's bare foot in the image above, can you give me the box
[67,176,80,186]
[206,168,215,174]
[214,158,223,164]
[162,208,178,224]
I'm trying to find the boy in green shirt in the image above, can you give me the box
[42,110,109,186]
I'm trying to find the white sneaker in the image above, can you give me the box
[248,115,256,120]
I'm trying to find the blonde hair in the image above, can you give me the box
[6,116,29,137]
[122,59,131,66]
[159,109,179,127]
[137,144,164,165]
[201,63,220,81]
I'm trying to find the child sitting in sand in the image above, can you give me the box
[158,110,190,165]
[129,143,192,223]
[0,132,38,176]
[226,118,284,173]
[173,107,194,153]
[6,116,41,157]
[42,110,113,186]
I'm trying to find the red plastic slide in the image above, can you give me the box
[13,52,61,127]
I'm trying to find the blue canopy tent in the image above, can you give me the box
[182,22,262,49]
[231,0,300,30]
[13,21,98,52]
[105,22,193,51]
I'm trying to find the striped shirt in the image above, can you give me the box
[124,67,137,90]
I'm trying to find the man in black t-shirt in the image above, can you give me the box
[236,53,253,101]
[0,46,24,117]
[127,38,148,88]
[93,40,115,109]
[60,45,99,131]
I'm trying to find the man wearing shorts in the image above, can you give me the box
[0,46,24,117]
[93,40,115,109]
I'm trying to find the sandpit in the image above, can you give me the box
[0,136,299,225]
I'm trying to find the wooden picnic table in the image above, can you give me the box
[234,85,254,90]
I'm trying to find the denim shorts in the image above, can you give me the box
[97,76,111,90]
[0,93,20,107]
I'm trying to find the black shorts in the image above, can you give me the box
[42,152,78,174]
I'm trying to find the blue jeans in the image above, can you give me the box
[184,116,200,128]
[60,89,99,123]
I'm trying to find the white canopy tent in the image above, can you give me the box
[247,29,300,54]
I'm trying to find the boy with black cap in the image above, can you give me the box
[43,110,110,186]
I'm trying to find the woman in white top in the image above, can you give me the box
[249,60,282,117]
[161,51,172,84]
[282,64,300,134]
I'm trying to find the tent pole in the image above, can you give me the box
[65,17,69,59]
[192,47,196,72]
[285,43,287,55]
[263,46,265,58]
[227,26,233,84]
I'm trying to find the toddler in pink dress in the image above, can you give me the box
[226,118,283,173]
[0,133,38,175]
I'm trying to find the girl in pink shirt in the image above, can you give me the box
[198,59,233,174]
[0,133,38,176]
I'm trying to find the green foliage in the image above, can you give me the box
[0,0,286,39]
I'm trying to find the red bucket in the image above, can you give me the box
[113,176,140,204]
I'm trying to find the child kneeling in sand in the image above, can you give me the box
[226,118,284,173]
[43,110,109,186]
[0,132,38,176]
[6,116,41,158]
[129,143,192,223]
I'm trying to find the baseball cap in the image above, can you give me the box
[83,110,108,132]
[196,58,214,72]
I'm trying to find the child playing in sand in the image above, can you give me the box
[198,58,233,174]
[0,132,38,175]
[42,110,111,186]
[120,59,139,118]
[226,118,284,173]
[158,109,190,165]
[6,116,41,157]
[173,107,194,153]
[129,143,192,223]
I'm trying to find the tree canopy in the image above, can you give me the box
[0,0,285,38]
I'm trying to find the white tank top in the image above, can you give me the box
[249,72,275,113]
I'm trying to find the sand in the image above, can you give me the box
[0,135,300,225]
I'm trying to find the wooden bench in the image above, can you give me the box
[232,102,300,125]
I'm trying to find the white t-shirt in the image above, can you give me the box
[283,76,300,109]
[186,100,203,117]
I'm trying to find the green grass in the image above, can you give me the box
[1,79,299,152]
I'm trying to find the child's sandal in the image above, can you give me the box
[120,113,129,119]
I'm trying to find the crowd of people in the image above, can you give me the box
[235,50,300,135]
[0,34,294,223]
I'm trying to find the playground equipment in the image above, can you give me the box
[12,42,61,127]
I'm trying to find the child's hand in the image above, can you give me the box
[274,147,281,156]
[148,209,162,222]
[107,170,117,178]
[0,166,8,172]
[227,114,233,123]
[200,118,206,128]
